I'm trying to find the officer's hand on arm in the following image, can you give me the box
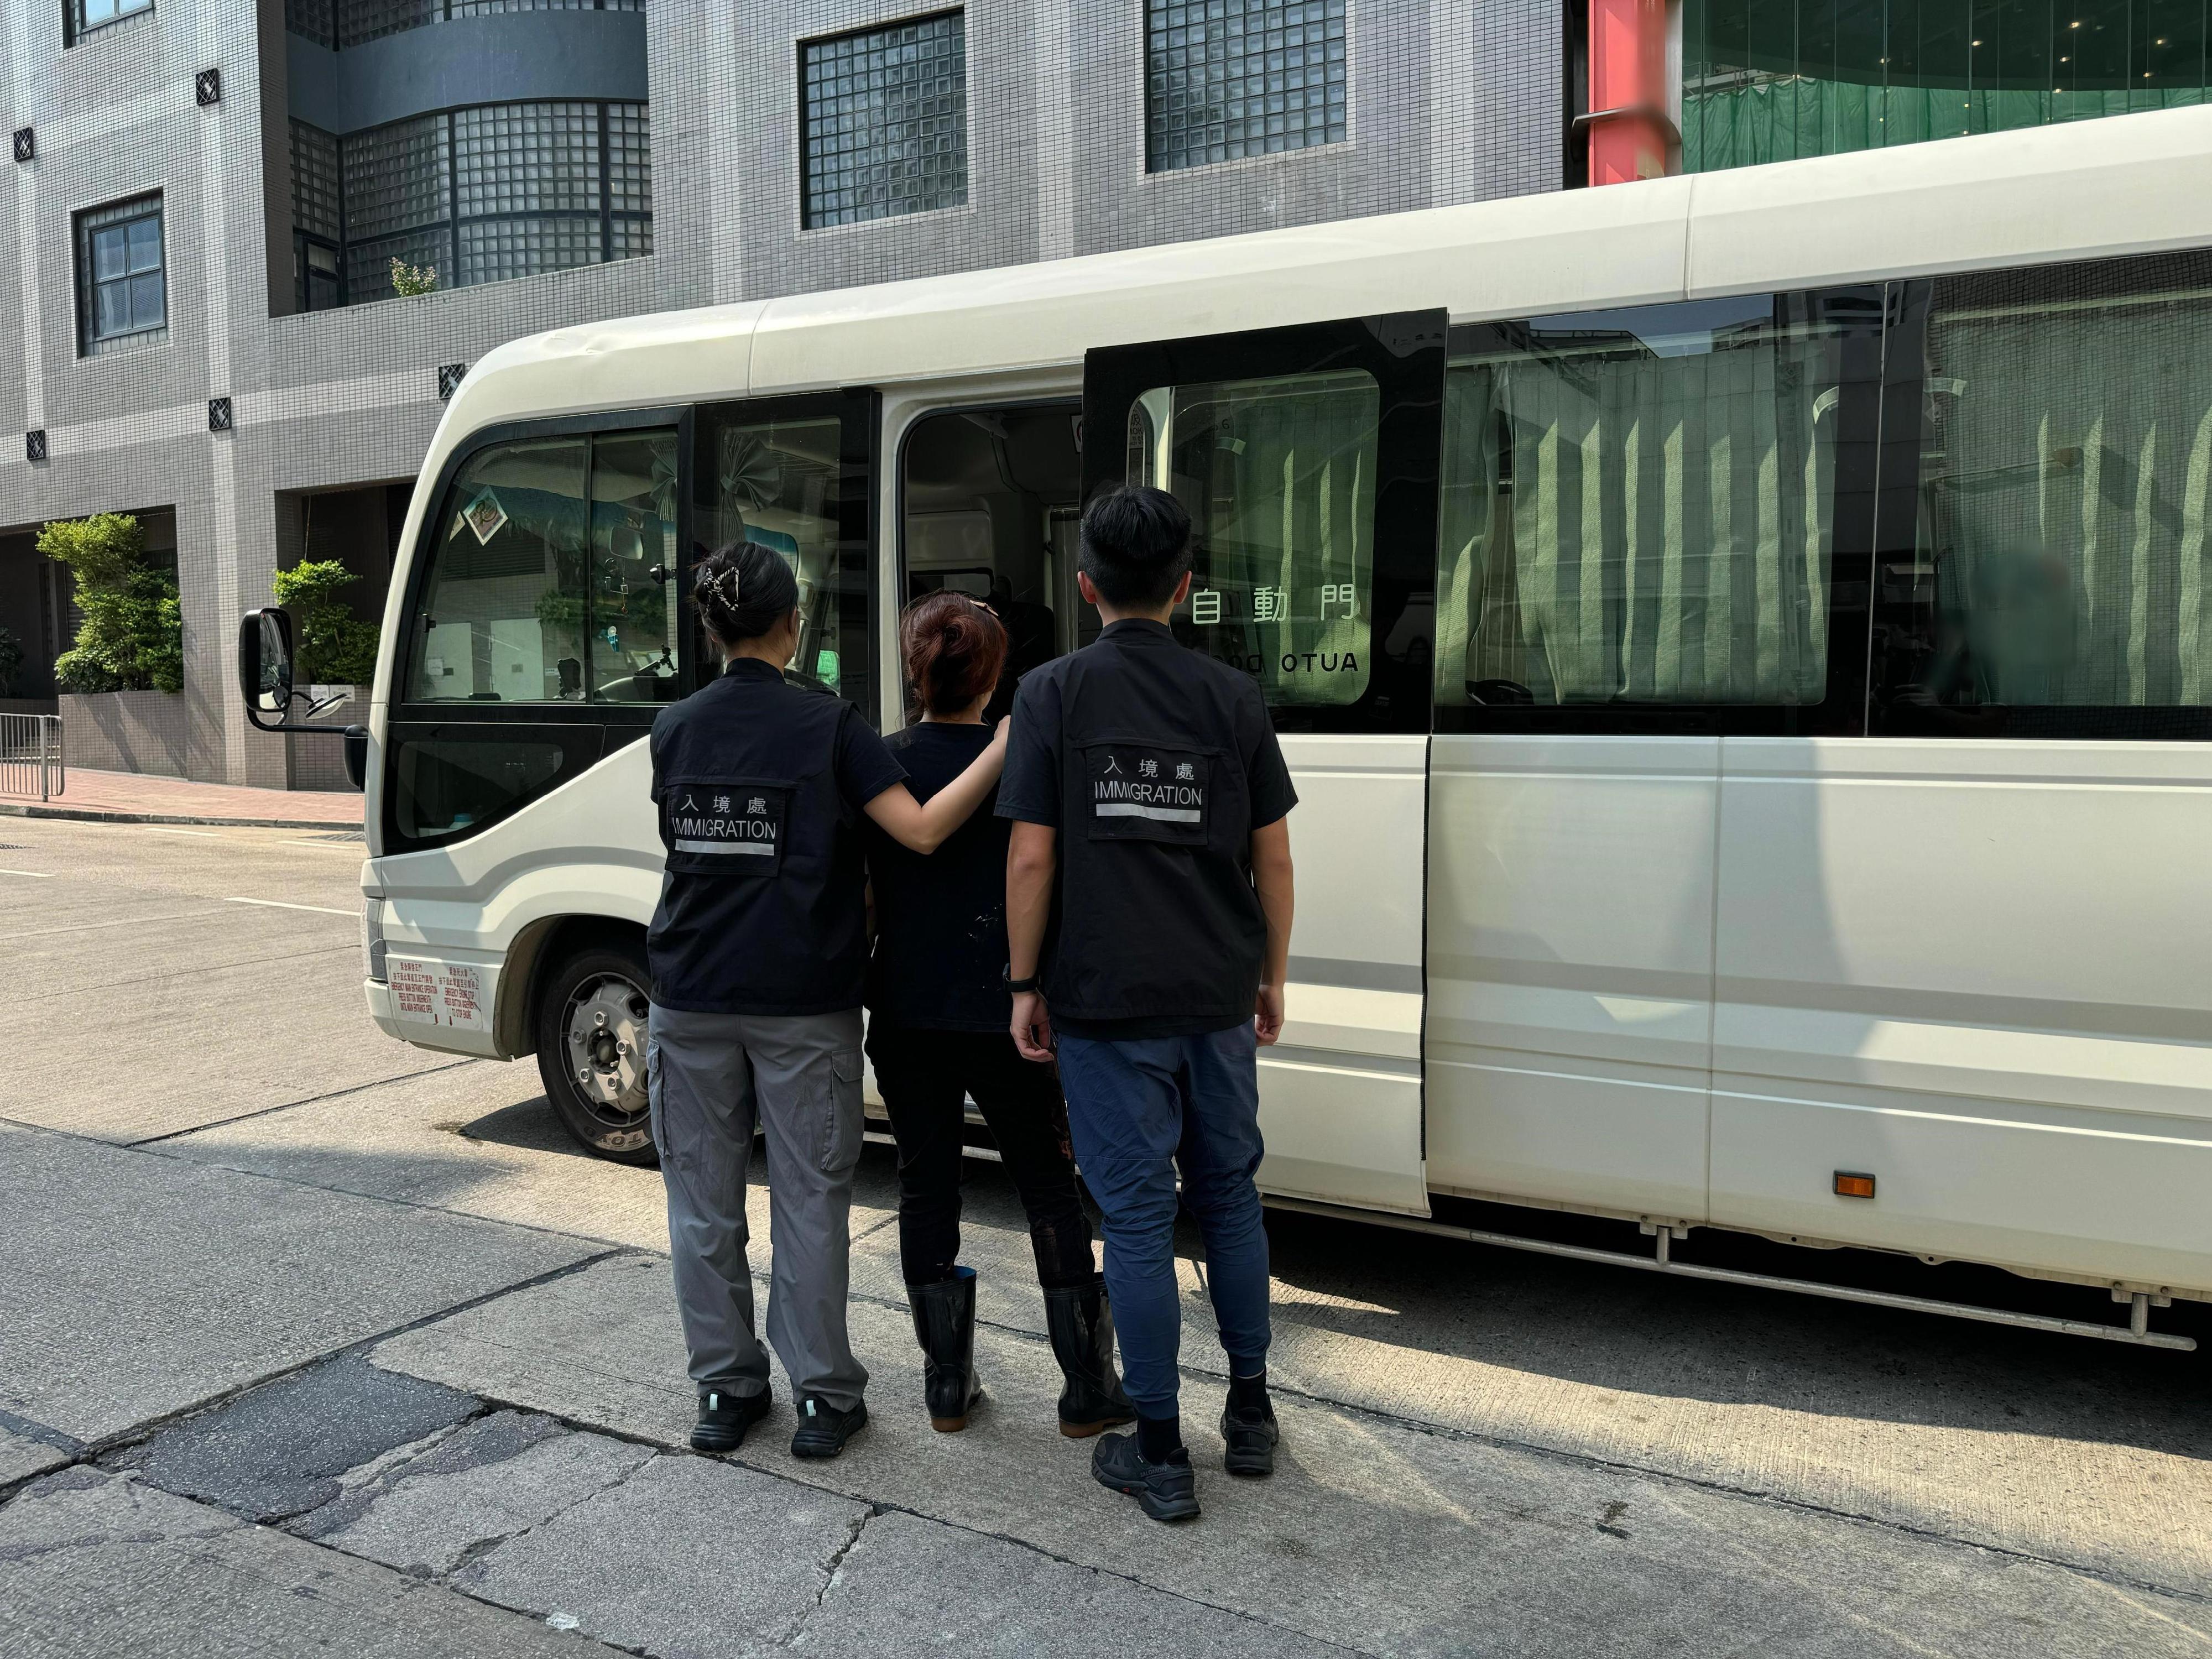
[1005,820,1058,1062]
[863,722,1009,856]
[1250,817,1295,1047]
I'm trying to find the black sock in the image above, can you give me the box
[1135,1411,1186,1464]
[1227,1367,1269,1415]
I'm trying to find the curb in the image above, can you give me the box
[0,801,363,832]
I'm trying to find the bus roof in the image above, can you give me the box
[440,103,2212,445]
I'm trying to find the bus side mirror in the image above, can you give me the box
[240,607,294,721]
[343,726,369,791]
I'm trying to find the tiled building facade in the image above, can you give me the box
[0,0,1564,787]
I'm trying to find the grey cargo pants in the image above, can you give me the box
[648,1003,870,1412]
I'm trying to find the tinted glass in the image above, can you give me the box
[1125,368,1379,707]
[697,411,873,713]
[588,430,680,702]
[407,437,593,703]
[1682,0,2212,173]
[1876,254,2212,733]
[1437,298,1848,709]
[391,735,566,842]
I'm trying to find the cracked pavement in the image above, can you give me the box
[3,816,2211,1657]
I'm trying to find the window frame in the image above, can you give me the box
[75,194,169,357]
[67,0,154,45]
[1431,286,1887,739]
[1082,310,1448,737]
[796,7,971,232]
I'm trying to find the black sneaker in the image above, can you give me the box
[1091,1431,1200,1522]
[1219,1400,1279,1478]
[691,1385,770,1453]
[791,1395,868,1459]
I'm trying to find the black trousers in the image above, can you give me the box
[865,1024,1097,1291]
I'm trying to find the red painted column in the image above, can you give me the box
[1587,0,1671,185]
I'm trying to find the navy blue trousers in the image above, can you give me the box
[1055,1024,1271,1414]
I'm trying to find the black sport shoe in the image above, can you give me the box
[1219,1400,1279,1478]
[691,1385,770,1453]
[790,1395,868,1459]
[1091,1431,1200,1522]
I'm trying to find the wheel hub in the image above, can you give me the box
[566,975,650,1121]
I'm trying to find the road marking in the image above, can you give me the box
[225,896,354,916]
[0,868,53,878]
[139,826,223,838]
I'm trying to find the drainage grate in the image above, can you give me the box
[0,843,25,851]
[305,831,364,843]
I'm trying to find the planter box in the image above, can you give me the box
[58,690,189,779]
[289,686,365,794]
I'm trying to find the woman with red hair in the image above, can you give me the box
[865,590,1134,1438]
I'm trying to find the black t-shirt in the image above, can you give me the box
[996,618,1297,1040]
[646,659,906,1016]
[864,722,1008,1032]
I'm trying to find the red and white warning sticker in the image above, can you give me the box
[388,959,488,1030]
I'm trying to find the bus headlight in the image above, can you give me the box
[362,896,389,983]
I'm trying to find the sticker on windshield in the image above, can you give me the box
[460,488,510,546]
[665,784,789,876]
[1086,745,1209,846]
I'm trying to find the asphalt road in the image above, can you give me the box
[0,813,2208,1657]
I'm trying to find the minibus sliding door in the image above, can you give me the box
[1081,311,1447,1215]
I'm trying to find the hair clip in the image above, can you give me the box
[710,564,743,609]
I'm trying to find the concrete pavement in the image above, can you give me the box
[1,812,2208,1657]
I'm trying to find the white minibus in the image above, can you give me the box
[246,107,2212,1352]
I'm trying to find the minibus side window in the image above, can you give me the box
[1435,297,1849,715]
[1123,368,1381,709]
[404,429,680,706]
[1872,250,2212,739]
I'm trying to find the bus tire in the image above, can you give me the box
[533,941,660,1166]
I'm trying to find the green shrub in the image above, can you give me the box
[272,559,381,687]
[390,258,438,298]
[39,513,184,694]
[0,627,21,696]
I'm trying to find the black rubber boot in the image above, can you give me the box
[1044,1275,1137,1438]
[907,1267,982,1432]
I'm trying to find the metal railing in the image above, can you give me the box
[0,714,64,802]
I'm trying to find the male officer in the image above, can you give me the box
[997,482,1297,1524]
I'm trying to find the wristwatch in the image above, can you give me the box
[1003,966,1040,994]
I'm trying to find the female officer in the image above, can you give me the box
[648,540,1008,1461]
[864,591,1135,1437]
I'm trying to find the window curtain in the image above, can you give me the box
[1923,298,2212,707]
[1437,347,1834,706]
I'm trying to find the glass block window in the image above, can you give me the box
[1145,0,1348,172]
[801,11,968,229]
[76,195,166,355]
[292,122,346,312]
[333,0,432,45]
[284,0,334,44]
[291,122,343,243]
[71,0,155,40]
[332,101,650,303]
[315,0,645,49]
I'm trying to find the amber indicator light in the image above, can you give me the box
[1834,1171,1876,1199]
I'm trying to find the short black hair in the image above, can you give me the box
[1078,483,1192,608]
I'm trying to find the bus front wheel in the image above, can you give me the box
[534,942,660,1166]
